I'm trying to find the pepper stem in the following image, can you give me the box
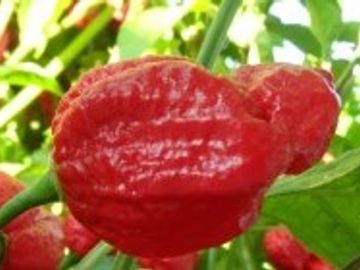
[0,171,60,229]
[197,0,242,69]
[112,252,136,270]
[74,242,113,270]
[58,251,81,270]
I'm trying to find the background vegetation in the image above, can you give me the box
[0,0,360,268]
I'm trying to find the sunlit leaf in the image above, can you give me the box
[117,5,191,59]
[306,0,342,57]
[265,15,322,57]
[0,66,62,96]
[338,22,360,43]
[16,0,72,56]
[267,148,360,197]
[264,168,360,267]
[256,30,282,62]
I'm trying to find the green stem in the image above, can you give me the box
[0,232,7,265]
[0,171,60,229]
[74,242,113,270]
[335,57,359,95]
[238,236,256,270]
[201,248,216,270]
[56,6,113,70]
[58,251,81,270]
[0,6,114,130]
[197,0,242,69]
[112,253,135,270]
[112,253,124,270]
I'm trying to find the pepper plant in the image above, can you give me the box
[0,0,359,269]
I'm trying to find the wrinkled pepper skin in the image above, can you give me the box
[232,64,340,174]
[139,253,198,270]
[0,172,64,270]
[264,226,336,270]
[52,56,189,133]
[64,214,98,256]
[52,56,290,257]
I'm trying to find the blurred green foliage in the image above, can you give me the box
[0,0,360,269]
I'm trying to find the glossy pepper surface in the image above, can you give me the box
[52,56,290,257]
[0,172,64,270]
[139,253,198,270]
[232,64,340,174]
[264,226,336,270]
[64,214,98,256]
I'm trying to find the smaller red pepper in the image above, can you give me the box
[232,64,340,174]
[263,226,336,270]
[64,213,98,257]
[0,171,64,270]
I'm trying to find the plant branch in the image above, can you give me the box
[74,242,113,270]
[0,171,60,229]
[335,57,360,95]
[58,251,81,270]
[197,0,242,69]
[112,253,136,270]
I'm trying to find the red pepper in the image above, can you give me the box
[52,56,290,257]
[232,64,340,174]
[138,253,198,270]
[52,55,187,133]
[0,172,64,270]
[263,226,336,270]
[64,213,98,256]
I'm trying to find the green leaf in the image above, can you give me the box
[263,167,360,267]
[256,30,282,62]
[329,135,354,157]
[0,66,62,96]
[267,148,360,197]
[338,22,360,43]
[346,122,360,148]
[265,15,322,57]
[117,5,191,59]
[332,59,351,80]
[17,147,51,185]
[306,0,342,57]
[257,0,274,13]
